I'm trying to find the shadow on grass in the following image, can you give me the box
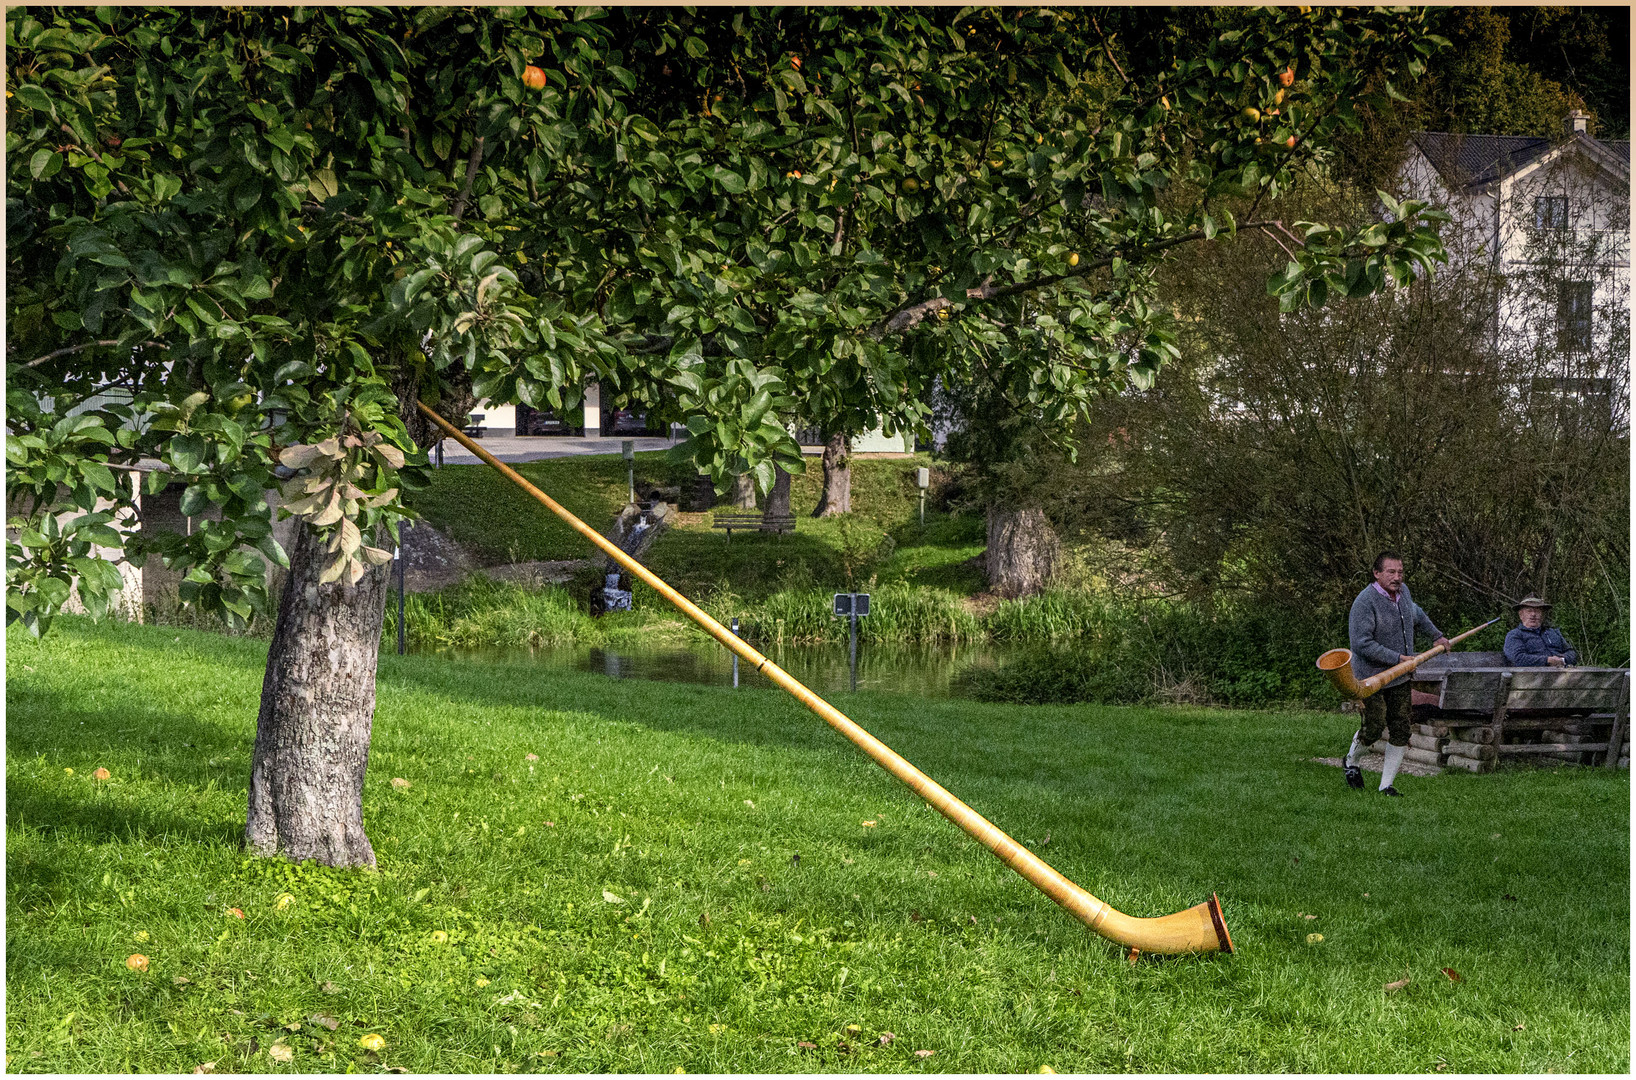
[7,672,251,853]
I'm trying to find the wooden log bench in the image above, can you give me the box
[711,511,796,541]
[1408,653,1629,770]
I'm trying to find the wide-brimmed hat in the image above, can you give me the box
[1513,595,1553,612]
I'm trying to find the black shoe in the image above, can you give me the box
[1344,766,1364,789]
[1380,785,1404,797]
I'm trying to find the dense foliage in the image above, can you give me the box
[8,6,1453,636]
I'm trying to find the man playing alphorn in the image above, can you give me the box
[1342,551,1451,796]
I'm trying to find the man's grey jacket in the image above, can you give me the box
[1349,583,1443,689]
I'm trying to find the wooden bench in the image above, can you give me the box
[1409,656,1629,768]
[711,512,796,541]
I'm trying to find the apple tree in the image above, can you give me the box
[8,5,1448,866]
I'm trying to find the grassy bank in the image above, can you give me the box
[405,453,984,598]
[8,618,1629,1072]
[384,577,1342,707]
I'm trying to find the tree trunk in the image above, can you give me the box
[812,432,851,517]
[245,520,388,867]
[764,465,793,521]
[985,506,1060,598]
[730,472,757,510]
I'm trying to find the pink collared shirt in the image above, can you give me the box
[1372,581,1400,603]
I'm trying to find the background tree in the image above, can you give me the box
[8,6,1451,866]
[1064,178,1629,663]
[933,6,1454,594]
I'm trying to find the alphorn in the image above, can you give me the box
[417,403,1232,956]
[1317,617,1502,700]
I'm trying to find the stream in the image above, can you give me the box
[421,638,1027,697]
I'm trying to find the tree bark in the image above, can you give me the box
[245,520,388,867]
[985,506,1060,598]
[764,465,793,521]
[730,472,757,510]
[812,432,851,517]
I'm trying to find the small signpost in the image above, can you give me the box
[731,616,740,688]
[622,440,636,505]
[833,592,870,691]
[916,467,930,525]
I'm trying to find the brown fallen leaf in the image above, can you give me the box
[1511,1022,1525,1031]
[1441,967,1463,983]
[268,1042,294,1063]
[1303,914,1318,920]
[283,1022,302,1032]
[320,982,340,994]
[391,777,410,790]
[877,1033,896,1047]
[1383,976,1411,993]
[796,1041,817,1050]
[309,1014,341,1031]
[525,753,539,762]
[915,1049,935,1058]
[192,1064,217,1075]
[173,976,191,986]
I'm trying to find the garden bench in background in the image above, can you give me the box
[1378,653,1632,773]
[711,511,795,542]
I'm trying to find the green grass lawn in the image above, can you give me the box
[406,453,987,601]
[7,618,1628,1073]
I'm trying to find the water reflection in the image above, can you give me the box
[428,638,1017,697]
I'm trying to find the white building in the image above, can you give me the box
[1395,112,1629,403]
[472,385,914,454]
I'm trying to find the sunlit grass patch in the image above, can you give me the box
[7,618,1628,1073]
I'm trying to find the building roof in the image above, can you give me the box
[1411,130,1629,189]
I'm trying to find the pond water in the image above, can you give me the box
[422,638,1025,698]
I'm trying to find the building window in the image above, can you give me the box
[1556,281,1593,352]
[1533,195,1568,231]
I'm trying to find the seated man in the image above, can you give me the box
[1503,596,1578,668]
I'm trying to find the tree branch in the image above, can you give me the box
[450,135,487,223]
[873,221,1285,335]
[1091,15,1130,88]
[20,339,167,369]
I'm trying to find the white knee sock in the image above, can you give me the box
[1379,744,1405,790]
[1345,732,1366,768]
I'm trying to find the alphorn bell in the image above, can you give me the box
[1317,617,1502,700]
[417,403,1233,956]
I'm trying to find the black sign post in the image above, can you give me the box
[833,592,870,691]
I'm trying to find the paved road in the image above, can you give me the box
[432,433,680,464]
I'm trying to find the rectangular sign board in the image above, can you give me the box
[833,592,871,617]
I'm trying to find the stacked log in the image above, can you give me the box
[1368,729,1446,772]
[1539,728,1593,765]
[1443,723,1497,773]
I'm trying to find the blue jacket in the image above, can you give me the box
[1503,625,1578,667]
[1349,582,1443,688]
